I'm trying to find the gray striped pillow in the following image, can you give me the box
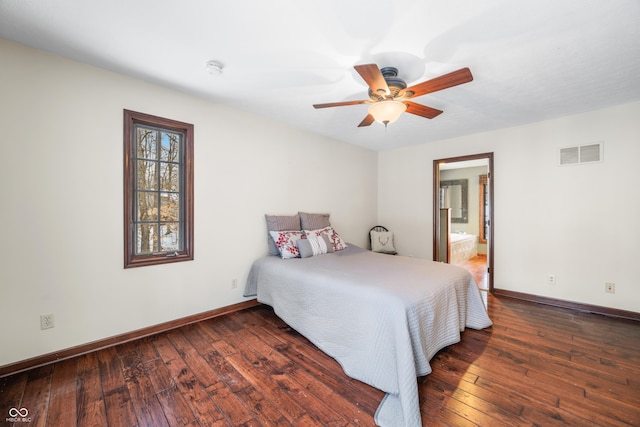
[299,212,331,230]
[265,214,301,255]
[296,235,334,258]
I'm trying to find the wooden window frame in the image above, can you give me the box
[123,110,194,268]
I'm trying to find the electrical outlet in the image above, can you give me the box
[40,314,54,330]
[605,282,615,294]
[547,274,556,285]
[232,279,238,289]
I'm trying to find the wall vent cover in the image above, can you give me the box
[559,142,603,166]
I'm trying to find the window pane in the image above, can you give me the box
[159,162,179,192]
[137,160,158,190]
[136,223,158,254]
[160,223,181,251]
[137,128,157,160]
[160,131,181,162]
[160,192,179,221]
[137,192,158,221]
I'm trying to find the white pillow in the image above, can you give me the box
[370,230,396,254]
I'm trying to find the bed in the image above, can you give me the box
[244,243,492,427]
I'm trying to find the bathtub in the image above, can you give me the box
[449,233,478,264]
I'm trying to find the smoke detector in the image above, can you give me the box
[205,60,224,75]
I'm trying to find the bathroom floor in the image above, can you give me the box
[457,254,488,290]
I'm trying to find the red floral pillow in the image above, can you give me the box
[304,227,347,251]
[269,230,305,258]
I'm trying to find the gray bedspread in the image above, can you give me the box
[244,244,492,427]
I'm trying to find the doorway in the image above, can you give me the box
[433,153,494,292]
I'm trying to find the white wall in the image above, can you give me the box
[0,39,378,366]
[379,101,640,313]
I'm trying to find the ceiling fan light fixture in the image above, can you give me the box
[368,100,407,126]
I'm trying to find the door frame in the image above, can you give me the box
[433,152,494,292]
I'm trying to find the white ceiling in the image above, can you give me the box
[2,0,640,151]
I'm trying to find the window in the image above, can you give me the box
[123,110,193,268]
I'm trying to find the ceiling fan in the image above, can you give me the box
[313,64,473,128]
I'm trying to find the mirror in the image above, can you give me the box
[440,179,468,223]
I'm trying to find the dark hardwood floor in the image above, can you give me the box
[1,294,639,426]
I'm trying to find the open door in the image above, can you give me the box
[434,153,494,292]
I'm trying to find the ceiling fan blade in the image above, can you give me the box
[313,100,368,109]
[357,114,375,127]
[404,67,473,98]
[404,101,443,119]
[354,64,390,96]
